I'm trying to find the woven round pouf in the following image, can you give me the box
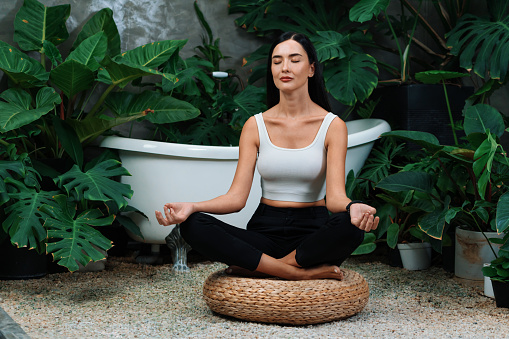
[203,269,369,325]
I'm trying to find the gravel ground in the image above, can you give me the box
[1,252,508,339]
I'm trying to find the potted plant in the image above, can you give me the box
[0,0,200,274]
[483,230,509,308]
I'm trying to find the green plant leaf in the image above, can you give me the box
[386,223,400,249]
[2,178,58,251]
[67,31,108,71]
[352,232,376,255]
[52,116,83,170]
[418,196,451,240]
[0,87,60,133]
[222,85,267,128]
[55,159,133,210]
[377,171,434,193]
[472,134,498,199]
[14,0,70,52]
[0,41,49,87]
[312,31,348,61]
[447,14,509,82]
[382,130,441,150]
[324,53,378,106]
[43,40,62,67]
[50,60,95,99]
[72,8,121,57]
[414,70,470,84]
[349,0,390,23]
[105,90,200,124]
[497,191,509,234]
[464,104,505,138]
[41,195,113,272]
[98,55,177,89]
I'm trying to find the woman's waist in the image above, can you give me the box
[260,197,326,209]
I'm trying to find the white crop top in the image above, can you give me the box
[254,112,337,202]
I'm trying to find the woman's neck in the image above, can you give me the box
[277,89,315,118]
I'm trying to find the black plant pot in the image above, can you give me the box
[491,280,509,308]
[0,240,47,280]
[371,84,474,146]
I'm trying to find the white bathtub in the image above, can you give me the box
[100,118,390,245]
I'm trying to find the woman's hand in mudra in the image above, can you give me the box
[155,202,194,226]
[349,203,379,232]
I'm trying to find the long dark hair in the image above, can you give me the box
[266,32,331,112]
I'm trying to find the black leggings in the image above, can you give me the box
[180,203,365,271]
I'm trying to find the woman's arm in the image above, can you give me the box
[324,118,379,232]
[155,116,259,225]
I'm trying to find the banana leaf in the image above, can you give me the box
[72,8,121,57]
[14,0,70,52]
[0,87,61,133]
[0,41,49,87]
[56,159,133,210]
[41,194,114,272]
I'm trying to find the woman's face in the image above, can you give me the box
[271,39,315,93]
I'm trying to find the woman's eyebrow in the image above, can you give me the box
[272,53,303,59]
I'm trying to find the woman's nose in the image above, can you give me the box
[282,60,290,72]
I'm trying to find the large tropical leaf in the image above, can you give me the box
[312,31,349,62]
[41,195,113,272]
[324,53,378,106]
[50,60,95,99]
[121,39,187,69]
[472,133,498,199]
[418,196,451,240]
[382,130,442,151]
[447,14,509,82]
[104,90,200,124]
[220,85,267,128]
[55,159,133,210]
[2,178,57,251]
[14,0,70,52]
[0,160,25,205]
[66,32,108,71]
[98,55,177,89]
[0,41,49,87]
[352,232,376,255]
[0,87,60,133]
[497,191,509,234]
[72,8,121,57]
[52,117,83,170]
[414,70,470,84]
[377,171,434,193]
[349,0,390,23]
[463,104,505,138]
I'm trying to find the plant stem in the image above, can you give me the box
[87,84,116,118]
[441,81,459,146]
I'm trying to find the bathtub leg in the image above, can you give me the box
[165,224,192,272]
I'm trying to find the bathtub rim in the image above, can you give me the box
[100,118,390,160]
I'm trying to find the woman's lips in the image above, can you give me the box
[280,77,293,82]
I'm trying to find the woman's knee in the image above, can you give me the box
[180,212,208,242]
[329,212,365,245]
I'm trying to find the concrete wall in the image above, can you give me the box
[0,0,264,81]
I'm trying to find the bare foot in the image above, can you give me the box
[299,265,344,281]
[225,266,272,278]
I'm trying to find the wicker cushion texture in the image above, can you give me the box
[203,268,369,325]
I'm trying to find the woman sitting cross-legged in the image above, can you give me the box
[155,31,379,281]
